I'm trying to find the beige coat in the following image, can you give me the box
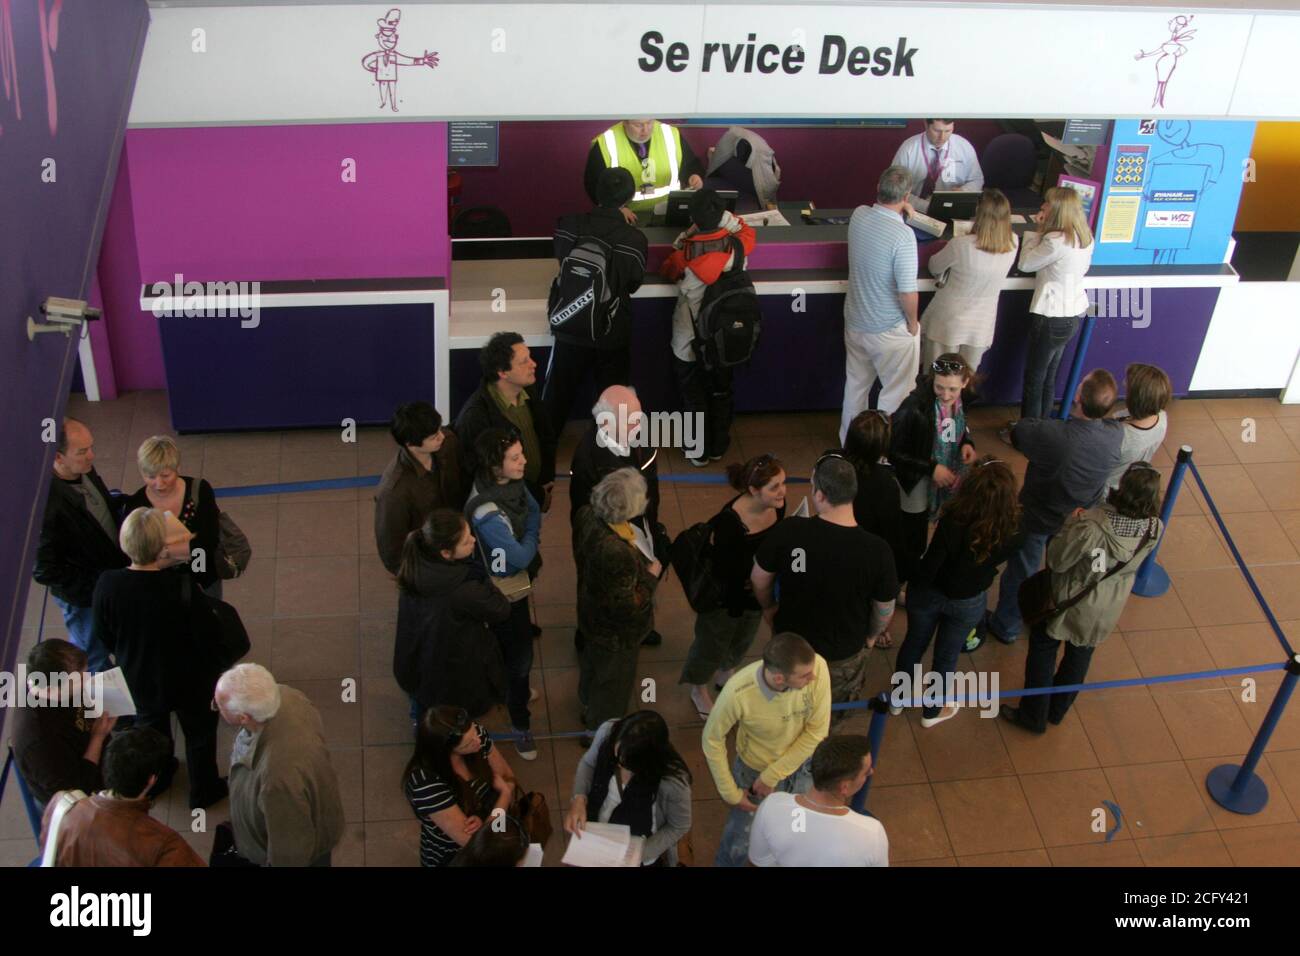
[229,685,345,866]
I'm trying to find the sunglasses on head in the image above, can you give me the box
[439,708,472,747]
[746,453,777,486]
[932,359,967,376]
[976,457,1006,467]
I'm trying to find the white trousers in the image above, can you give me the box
[840,323,920,444]
[921,337,988,375]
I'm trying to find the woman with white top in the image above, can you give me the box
[1012,186,1095,423]
[920,188,1019,372]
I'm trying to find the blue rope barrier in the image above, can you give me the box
[1132,445,1191,598]
[1208,655,1300,814]
[1186,458,1295,658]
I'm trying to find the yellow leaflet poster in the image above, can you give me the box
[1100,196,1142,243]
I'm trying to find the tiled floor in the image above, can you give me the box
[3,390,1300,867]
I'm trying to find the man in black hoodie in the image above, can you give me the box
[33,418,128,673]
[542,167,649,435]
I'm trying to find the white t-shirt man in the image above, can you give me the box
[748,792,890,867]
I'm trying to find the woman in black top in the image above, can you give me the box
[92,507,225,808]
[890,355,979,588]
[404,706,515,868]
[123,435,223,596]
[678,454,786,718]
[892,458,1021,727]
[842,409,905,579]
[394,508,511,721]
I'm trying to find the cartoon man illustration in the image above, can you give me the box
[361,8,438,112]
[1135,120,1224,265]
[1135,15,1196,109]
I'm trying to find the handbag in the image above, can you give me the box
[188,478,252,580]
[512,787,553,848]
[1019,521,1154,629]
[182,574,252,670]
[478,539,532,603]
[933,266,952,289]
[208,820,257,867]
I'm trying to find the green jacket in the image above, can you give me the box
[1045,507,1161,648]
[573,505,658,649]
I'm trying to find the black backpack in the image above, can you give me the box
[670,521,722,613]
[548,237,616,342]
[691,238,761,370]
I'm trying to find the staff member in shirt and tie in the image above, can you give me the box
[584,119,705,224]
[890,119,984,214]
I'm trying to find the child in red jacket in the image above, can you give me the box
[660,190,757,466]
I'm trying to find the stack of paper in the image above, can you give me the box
[561,822,645,867]
[907,211,945,239]
[738,209,791,228]
[98,667,137,717]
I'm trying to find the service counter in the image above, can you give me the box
[448,225,1239,421]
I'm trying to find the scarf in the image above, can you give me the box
[464,478,530,539]
[929,396,967,516]
[586,741,657,842]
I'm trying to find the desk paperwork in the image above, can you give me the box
[907,211,946,239]
[739,209,791,228]
[562,822,645,867]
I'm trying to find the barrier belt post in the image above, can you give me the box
[1056,314,1096,422]
[1132,445,1192,598]
[851,694,891,815]
[1206,654,1300,814]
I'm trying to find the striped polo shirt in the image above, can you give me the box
[844,204,918,334]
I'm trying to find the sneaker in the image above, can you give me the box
[708,455,723,462]
[514,729,538,761]
[920,706,959,729]
[686,456,709,468]
[888,705,904,717]
[964,626,984,653]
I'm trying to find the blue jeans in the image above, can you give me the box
[893,584,988,719]
[493,598,534,732]
[51,595,113,673]
[989,532,1050,642]
[715,755,812,867]
[1020,312,1083,420]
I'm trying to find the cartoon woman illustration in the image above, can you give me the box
[1135,15,1196,109]
[361,8,438,113]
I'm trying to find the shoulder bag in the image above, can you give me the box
[1019,521,1155,629]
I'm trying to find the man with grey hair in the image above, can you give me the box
[840,165,921,444]
[214,664,345,866]
[569,384,664,649]
[752,455,899,722]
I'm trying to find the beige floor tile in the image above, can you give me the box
[1047,840,1145,866]
[1161,419,1237,466]
[271,616,360,681]
[1199,623,1292,674]
[998,709,1099,775]
[1170,568,1266,628]
[1215,511,1300,565]
[1154,515,1233,572]
[1244,462,1300,511]
[359,616,397,678]
[1219,821,1300,866]
[866,783,954,862]
[358,558,398,617]
[1182,755,1297,829]
[908,707,1017,782]
[362,819,421,866]
[1124,627,1216,680]
[216,499,278,559]
[1117,587,1193,631]
[931,776,1042,856]
[1277,511,1300,554]
[1018,768,1128,847]
[1212,416,1300,464]
[361,676,417,746]
[275,498,360,557]
[330,748,365,824]
[223,557,277,618]
[362,745,415,822]
[1266,749,1300,817]
[957,848,1051,866]
[332,823,367,866]
[282,679,362,748]
[1152,688,1256,760]
[1075,690,1183,767]
[1183,464,1269,515]
[1103,761,1215,838]
[1250,563,1300,622]
[1134,830,1232,866]
[276,555,359,617]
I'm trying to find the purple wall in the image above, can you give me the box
[0,0,151,732]
[455,119,1011,236]
[98,122,451,390]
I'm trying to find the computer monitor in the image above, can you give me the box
[927,191,980,224]
[663,189,739,228]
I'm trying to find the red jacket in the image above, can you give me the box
[660,217,757,286]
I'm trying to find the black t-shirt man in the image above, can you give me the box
[754,515,899,662]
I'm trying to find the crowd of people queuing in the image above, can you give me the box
[17,161,1172,867]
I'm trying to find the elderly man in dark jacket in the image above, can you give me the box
[33,418,128,673]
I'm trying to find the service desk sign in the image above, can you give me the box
[127,3,1300,127]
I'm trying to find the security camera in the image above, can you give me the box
[27,297,101,340]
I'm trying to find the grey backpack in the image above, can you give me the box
[189,479,252,579]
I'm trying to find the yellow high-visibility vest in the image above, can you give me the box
[594,121,683,213]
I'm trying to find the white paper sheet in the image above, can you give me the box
[97,667,137,717]
[561,822,645,867]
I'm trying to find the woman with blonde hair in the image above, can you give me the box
[1008,186,1095,427]
[920,188,1019,372]
[123,435,224,597]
